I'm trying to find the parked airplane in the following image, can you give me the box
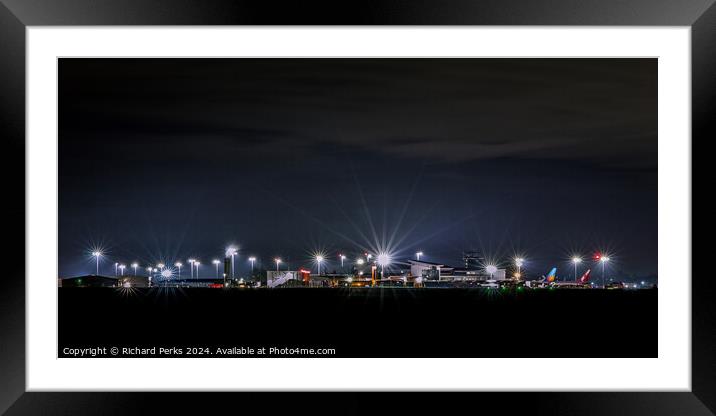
[524,267,558,288]
[551,269,592,288]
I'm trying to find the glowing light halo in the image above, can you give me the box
[376,252,391,267]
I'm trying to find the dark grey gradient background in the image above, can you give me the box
[2,0,713,414]
[0,1,25,415]
[692,0,716,409]
[0,0,715,25]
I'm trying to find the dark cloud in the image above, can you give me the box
[60,58,656,164]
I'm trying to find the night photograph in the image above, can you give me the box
[58,58,657,358]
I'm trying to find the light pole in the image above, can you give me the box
[248,257,256,274]
[486,265,497,280]
[131,262,138,276]
[195,261,200,279]
[227,247,238,279]
[572,257,582,281]
[316,255,324,275]
[147,266,153,286]
[416,251,423,261]
[91,251,102,275]
[114,262,118,276]
[514,257,524,279]
[213,259,220,278]
[599,256,610,288]
[377,253,390,279]
[339,254,346,269]
[188,259,195,279]
[175,262,182,279]
[119,264,126,276]
[157,263,165,272]
[232,251,236,278]
[275,258,281,272]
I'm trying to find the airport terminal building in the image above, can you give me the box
[407,260,506,282]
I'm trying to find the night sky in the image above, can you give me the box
[58,58,657,280]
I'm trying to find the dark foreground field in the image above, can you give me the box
[58,287,656,358]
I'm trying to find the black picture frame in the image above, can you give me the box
[1,1,710,414]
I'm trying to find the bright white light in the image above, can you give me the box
[515,257,525,267]
[212,259,220,265]
[485,265,498,275]
[131,262,138,268]
[157,263,165,269]
[377,253,390,266]
[90,250,103,275]
[600,256,610,263]
[316,255,324,262]
[356,259,365,265]
[160,269,172,279]
[188,258,196,263]
[572,257,582,264]
[226,246,238,257]
[175,262,182,267]
[340,254,346,260]
[248,257,256,262]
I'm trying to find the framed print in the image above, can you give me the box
[1,0,711,414]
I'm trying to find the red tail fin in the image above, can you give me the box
[579,269,591,283]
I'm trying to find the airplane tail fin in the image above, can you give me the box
[579,269,591,283]
[546,267,557,283]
